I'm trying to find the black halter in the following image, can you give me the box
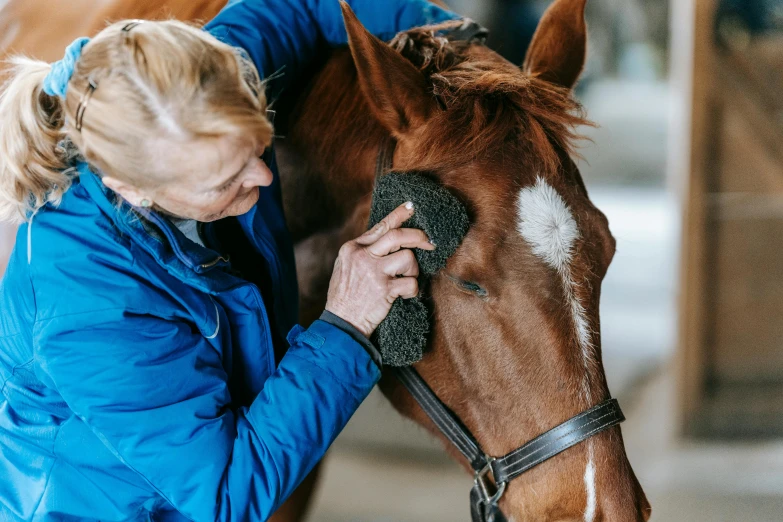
[374,136,625,522]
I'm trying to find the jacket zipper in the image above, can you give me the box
[201,255,230,269]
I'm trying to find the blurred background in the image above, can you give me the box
[1,0,782,520]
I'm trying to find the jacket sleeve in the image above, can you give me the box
[34,309,381,521]
[204,0,460,82]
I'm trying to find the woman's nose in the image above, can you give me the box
[243,158,274,188]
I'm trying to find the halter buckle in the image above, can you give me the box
[474,458,507,506]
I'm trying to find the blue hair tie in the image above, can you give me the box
[42,37,91,99]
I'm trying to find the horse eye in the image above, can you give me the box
[460,280,489,298]
[444,273,488,298]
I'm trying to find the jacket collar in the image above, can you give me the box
[77,162,241,293]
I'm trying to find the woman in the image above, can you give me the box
[0,1,457,520]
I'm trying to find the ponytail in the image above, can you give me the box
[0,57,72,223]
[0,21,272,225]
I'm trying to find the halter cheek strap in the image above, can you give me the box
[395,367,625,522]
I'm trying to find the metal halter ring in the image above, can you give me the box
[474,458,507,506]
[75,77,98,132]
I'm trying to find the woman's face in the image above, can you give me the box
[103,135,273,222]
[155,135,273,221]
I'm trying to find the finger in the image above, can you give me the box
[355,202,414,246]
[382,249,419,278]
[388,277,419,301]
[367,228,435,257]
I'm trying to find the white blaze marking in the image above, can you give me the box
[584,447,597,522]
[516,177,597,521]
[516,177,594,369]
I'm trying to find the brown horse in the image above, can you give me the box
[0,0,650,520]
[279,1,651,520]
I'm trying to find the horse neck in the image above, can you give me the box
[95,0,226,23]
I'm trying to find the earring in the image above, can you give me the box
[140,199,152,208]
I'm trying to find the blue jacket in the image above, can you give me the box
[0,2,458,521]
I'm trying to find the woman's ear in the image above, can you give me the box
[523,0,588,90]
[340,1,435,136]
[101,176,148,207]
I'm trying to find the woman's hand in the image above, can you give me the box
[325,202,435,338]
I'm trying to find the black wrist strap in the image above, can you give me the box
[319,311,382,369]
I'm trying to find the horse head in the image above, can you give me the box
[331,1,651,520]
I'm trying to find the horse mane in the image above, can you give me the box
[390,24,591,175]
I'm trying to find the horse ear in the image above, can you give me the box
[340,1,434,135]
[523,0,588,90]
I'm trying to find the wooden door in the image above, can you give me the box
[678,0,783,438]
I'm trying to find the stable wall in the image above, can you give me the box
[676,0,783,439]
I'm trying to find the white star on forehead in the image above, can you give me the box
[516,176,579,271]
[516,176,597,522]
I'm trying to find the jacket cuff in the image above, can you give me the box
[319,310,382,369]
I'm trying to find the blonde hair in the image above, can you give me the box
[0,20,272,223]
